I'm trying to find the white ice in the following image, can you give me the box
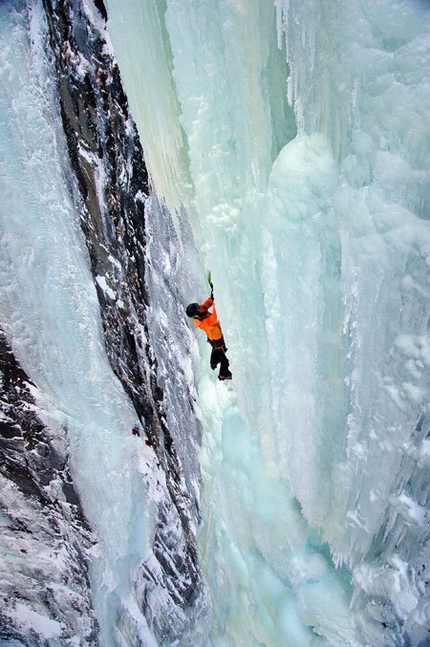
[106,0,430,644]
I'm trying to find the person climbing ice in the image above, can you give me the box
[186,274,232,381]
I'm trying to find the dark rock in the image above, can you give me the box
[0,328,99,644]
[38,0,208,642]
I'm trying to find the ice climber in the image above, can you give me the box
[186,295,232,381]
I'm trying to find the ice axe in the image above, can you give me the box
[207,270,214,299]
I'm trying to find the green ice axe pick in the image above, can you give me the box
[207,270,214,298]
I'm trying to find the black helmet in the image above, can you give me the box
[186,303,199,317]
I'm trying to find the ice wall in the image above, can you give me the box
[276,0,430,565]
[106,0,429,644]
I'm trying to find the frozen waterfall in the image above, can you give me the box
[0,0,429,645]
[106,0,430,644]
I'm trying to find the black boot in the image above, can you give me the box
[218,371,232,381]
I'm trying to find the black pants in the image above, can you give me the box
[209,341,231,378]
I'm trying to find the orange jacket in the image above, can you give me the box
[193,297,223,341]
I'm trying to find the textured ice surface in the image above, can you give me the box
[0,0,428,644]
[106,0,429,644]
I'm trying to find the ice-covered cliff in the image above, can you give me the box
[0,328,99,643]
[0,0,209,644]
[1,0,429,645]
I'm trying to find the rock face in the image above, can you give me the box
[0,328,99,644]
[0,0,209,644]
